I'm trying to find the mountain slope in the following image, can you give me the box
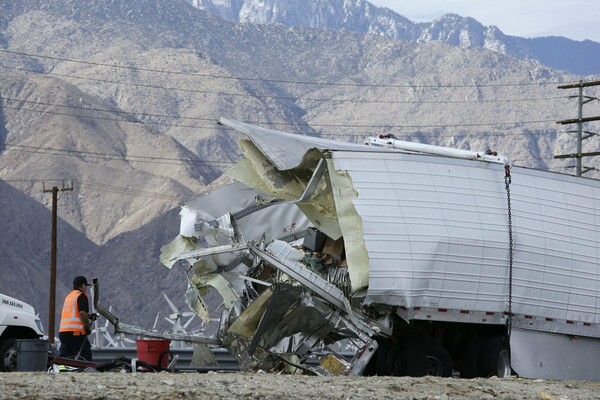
[0,70,209,244]
[0,181,97,322]
[519,36,600,76]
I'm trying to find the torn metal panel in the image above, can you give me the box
[228,140,311,200]
[159,182,310,326]
[183,278,211,322]
[326,158,370,292]
[228,139,343,240]
[249,240,388,338]
[180,181,307,246]
[219,117,377,171]
[228,286,273,338]
[226,283,375,375]
[247,285,357,353]
[159,235,199,269]
[197,274,242,315]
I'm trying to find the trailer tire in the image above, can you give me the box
[461,337,483,378]
[0,338,17,372]
[424,341,453,377]
[479,336,511,378]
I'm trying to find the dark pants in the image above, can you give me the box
[58,333,92,361]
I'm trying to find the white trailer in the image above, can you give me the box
[160,118,600,380]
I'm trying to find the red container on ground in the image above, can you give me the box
[136,339,171,369]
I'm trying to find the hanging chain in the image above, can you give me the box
[504,164,513,340]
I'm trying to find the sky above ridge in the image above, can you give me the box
[369,0,600,42]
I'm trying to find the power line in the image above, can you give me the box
[2,177,184,201]
[0,64,567,105]
[1,143,236,167]
[0,95,565,124]
[320,122,558,132]
[0,48,564,88]
[1,96,215,122]
[0,103,560,130]
[75,180,182,201]
[0,104,224,130]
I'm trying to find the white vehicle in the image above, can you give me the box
[101,117,600,380]
[0,293,45,371]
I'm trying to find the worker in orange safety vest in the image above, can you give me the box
[58,276,96,361]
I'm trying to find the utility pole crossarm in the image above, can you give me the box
[556,115,600,125]
[554,152,600,159]
[557,80,600,89]
[555,80,600,177]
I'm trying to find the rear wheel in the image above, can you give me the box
[479,336,511,378]
[0,338,17,372]
[424,341,453,377]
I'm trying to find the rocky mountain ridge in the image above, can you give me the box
[187,0,600,75]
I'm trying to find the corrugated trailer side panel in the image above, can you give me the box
[331,151,600,337]
[510,170,600,327]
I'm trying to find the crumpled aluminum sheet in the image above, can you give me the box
[228,283,367,374]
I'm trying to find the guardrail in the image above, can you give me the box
[92,347,354,372]
[93,347,240,372]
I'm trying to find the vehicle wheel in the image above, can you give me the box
[479,336,511,378]
[0,338,17,372]
[461,337,483,378]
[424,342,453,377]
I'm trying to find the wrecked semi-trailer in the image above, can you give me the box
[154,118,600,380]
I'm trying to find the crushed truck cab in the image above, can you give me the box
[159,118,600,380]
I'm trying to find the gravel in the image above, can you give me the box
[2,372,600,400]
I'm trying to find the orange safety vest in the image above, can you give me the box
[59,290,87,334]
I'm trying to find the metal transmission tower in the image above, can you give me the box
[43,181,73,344]
[555,80,600,176]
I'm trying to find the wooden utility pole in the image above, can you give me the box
[43,182,73,344]
[555,80,600,176]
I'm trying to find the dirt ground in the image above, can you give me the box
[1,372,600,400]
